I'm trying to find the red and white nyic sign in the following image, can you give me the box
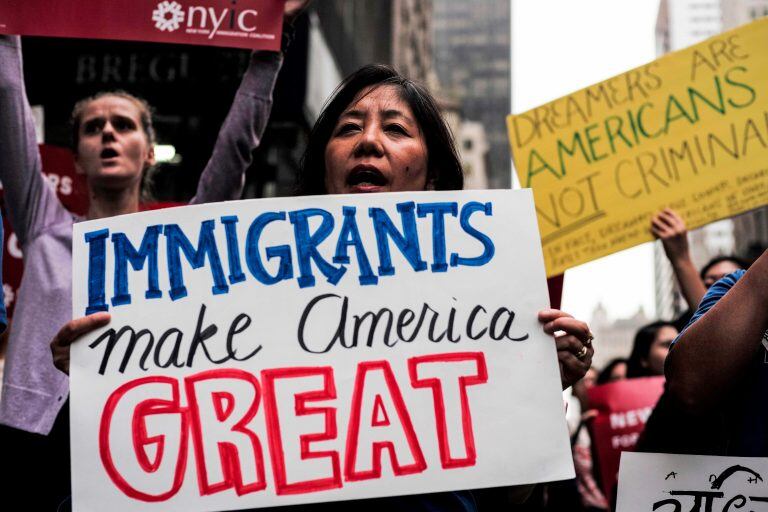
[0,0,284,51]
[70,190,574,511]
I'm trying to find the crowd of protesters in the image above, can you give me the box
[0,3,597,512]
[0,4,765,512]
[554,207,762,512]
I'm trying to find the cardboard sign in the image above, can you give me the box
[70,190,574,511]
[618,452,768,511]
[507,18,768,277]
[0,0,284,51]
[588,377,665,499]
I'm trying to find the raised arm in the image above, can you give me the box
[666,253,768,413]
[191,1,311,204]
[0,36,66,245]
[651,208,707,310]
[189,49,283,204]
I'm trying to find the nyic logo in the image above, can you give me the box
[151,0,260,39]
[152,1,185,32]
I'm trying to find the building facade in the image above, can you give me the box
[432,0,511,188]
[314,0,435,83]
[722,0,768,27]
[392,0,438,85]
[656,0,722,53]
[457,121,490,190]
[589,303,651,369]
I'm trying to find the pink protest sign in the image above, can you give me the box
[0,0,284,51]
[588,376,665,500]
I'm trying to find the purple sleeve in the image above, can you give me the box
[0,35,69,246]
[190,50,283,205]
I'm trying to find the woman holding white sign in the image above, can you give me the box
[50,61,595,510]
[292,63,594,390]
[0,1,311,509]
[54,68,596,388]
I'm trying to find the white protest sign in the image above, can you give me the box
[70,190,574,511]
[618,452,768,511]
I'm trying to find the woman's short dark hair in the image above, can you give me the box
[627,320,676,378]
[699,255,748,281]
[296,64,464,195]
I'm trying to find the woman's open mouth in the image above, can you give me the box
[346,165,388,192]
[99,148,120,167]
[100,148,119,158]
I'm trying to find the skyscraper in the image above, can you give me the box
[722,0,768,27]
[656,0,722,52]
[432,0,511,188]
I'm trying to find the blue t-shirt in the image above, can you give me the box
[676,269,768,455]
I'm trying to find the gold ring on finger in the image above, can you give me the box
[584,333,594,347]
[575,345,588,360]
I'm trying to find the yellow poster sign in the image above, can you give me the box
[508,18,768,277]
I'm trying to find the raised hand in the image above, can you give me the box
[651,207,707,308]
[651,208,690,262]
[285,0,312,22]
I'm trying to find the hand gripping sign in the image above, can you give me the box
[70,190,574,511]
[507,18,768,277]
[0,0,284,51]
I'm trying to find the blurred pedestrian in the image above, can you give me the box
[570,366,608,511]
[596,358,628,385]
[626,321,677,378]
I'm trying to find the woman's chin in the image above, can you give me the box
[87,169,142,190]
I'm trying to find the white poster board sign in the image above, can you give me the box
[70,190,574,511]
[618,452,768,511]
